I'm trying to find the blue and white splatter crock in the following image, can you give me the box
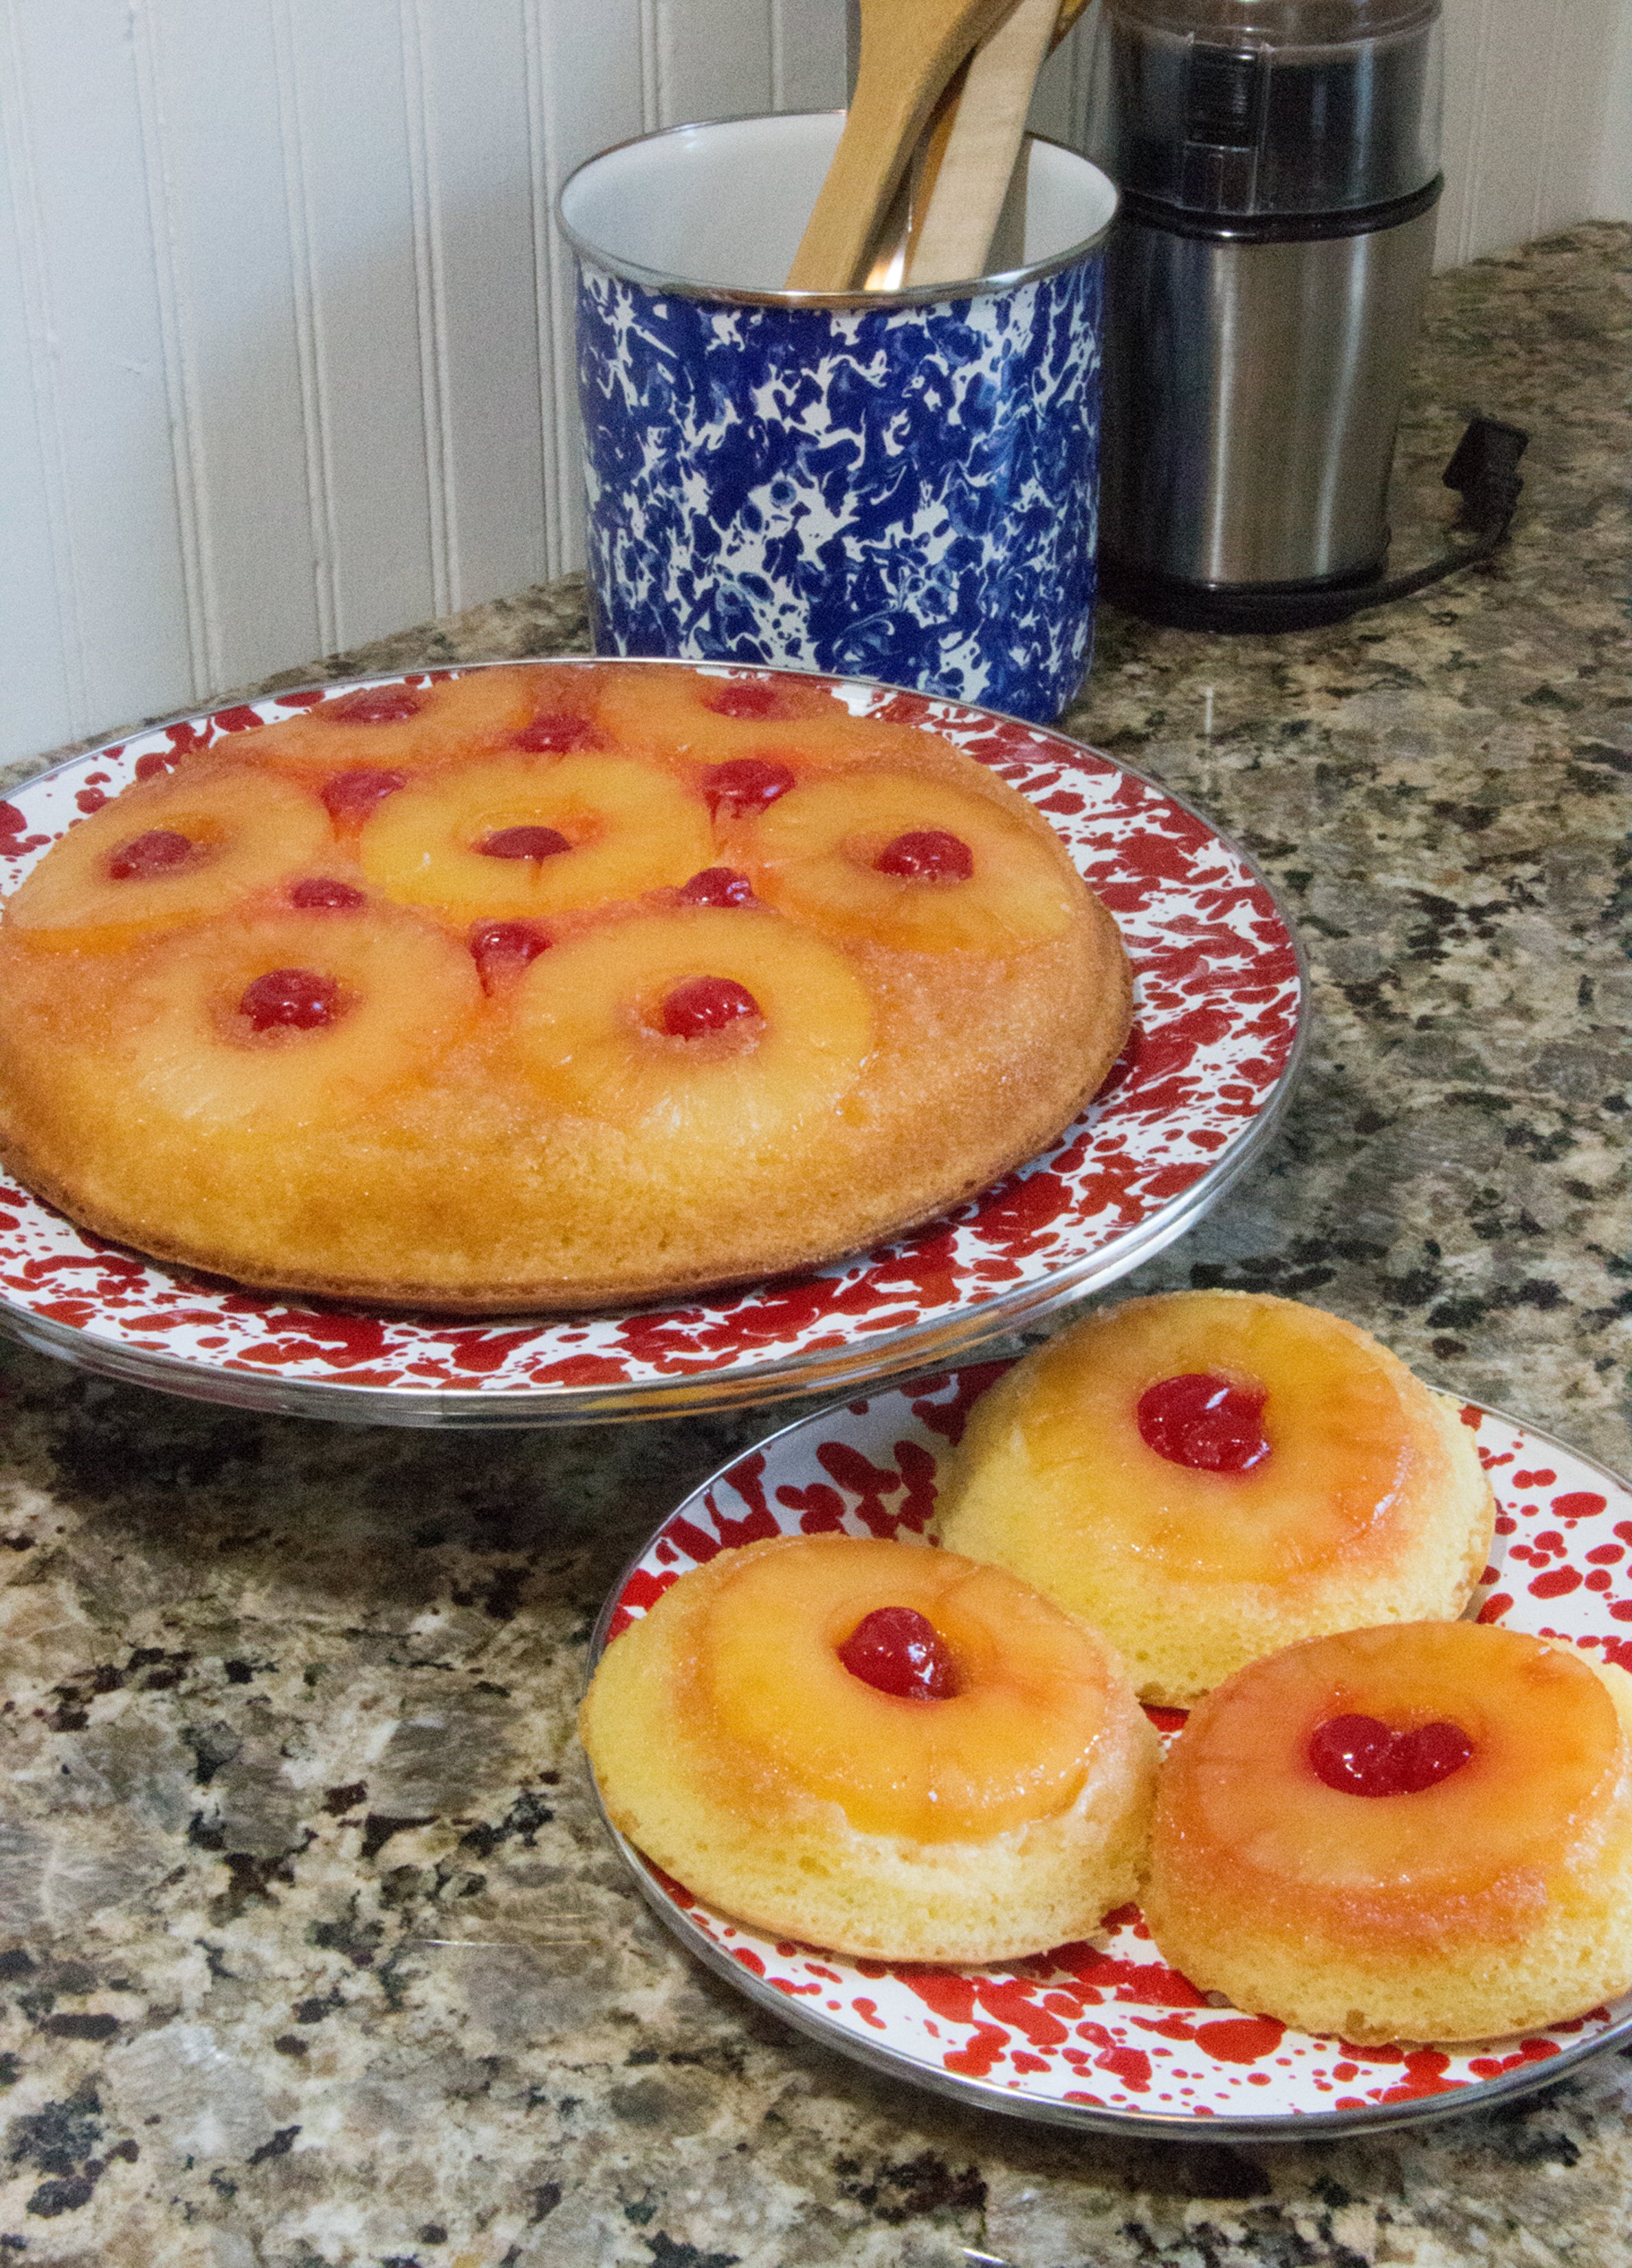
[558,115,1118,724]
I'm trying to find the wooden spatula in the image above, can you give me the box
[906,0,1063,283]
[862,0,1092,291]
[786,0,1028,293]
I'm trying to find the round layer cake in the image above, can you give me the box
[579,1534,1159,1964]
[933,1290,1495,1704]
[0,663,1131,1311]
[1143,1622,1632,2043]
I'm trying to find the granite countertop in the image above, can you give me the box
[0,221,1627,2266]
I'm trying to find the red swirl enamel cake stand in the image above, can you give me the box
[588,1369,1632,2138]
[0,663,1303,1425]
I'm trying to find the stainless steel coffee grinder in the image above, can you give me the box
[1086,0,1525,630]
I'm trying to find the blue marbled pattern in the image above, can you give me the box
[575,259,1103,723]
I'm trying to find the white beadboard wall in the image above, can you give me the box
[1,0,1627,768]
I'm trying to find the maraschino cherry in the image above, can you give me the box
[289,878,365,911]
[705,682,781,720]
[513,713,598,753]
[320,768,406,823]
[838,1608,959,1700]
[703,757,795,819]
[1138,1373,1271,1474]
[479,825,570,861]
[107,829,195,882]
[679,867,756,907]
[327,686,424,726]
[1308,1713,1474,1797]
[239,968,340,1034]
[659,977,761,1038]
[874,830,973,882]
[470,920,550,989]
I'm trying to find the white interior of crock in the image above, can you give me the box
[559,112,1116,293]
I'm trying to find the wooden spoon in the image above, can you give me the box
[862,0,1092,291]
[786,0,1027,293]
[907,0,1063,283]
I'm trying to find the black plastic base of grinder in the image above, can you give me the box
[1099,556,1391,634]
[1098,417,1530,636]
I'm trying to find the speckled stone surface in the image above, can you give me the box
[1,223,1628,2266]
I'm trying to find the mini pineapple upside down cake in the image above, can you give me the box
[934,1290,1495,1705]
[0,663,1131,1311]
[579,1533,1159,1964]
[1144,1621,1632,2043]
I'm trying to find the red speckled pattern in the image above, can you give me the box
[0,667,1301,1418]
[593,1370,1632,2133]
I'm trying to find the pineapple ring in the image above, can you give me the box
[357,754,713,922]
[511,908,872,1149]
[1144,1623,1632,2039]
[245,667,542,772]
[1162,1624,1622,1902]
[112,907,481,1126]
[593,663,940,775]
[593,663,840,758]
[702,1536,1125,1843]
[936,1291,1495,1705]
[4,767,333,954]
[746,771,1081,951]
[944,1292,1418,1586]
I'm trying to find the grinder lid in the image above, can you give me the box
[1090,0,1442,216]
[1105,0,1436,39]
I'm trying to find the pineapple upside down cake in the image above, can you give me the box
[0,663,1131,1311]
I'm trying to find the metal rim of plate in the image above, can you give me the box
[0,659,1308,1427]
[586,1382,1632,2139]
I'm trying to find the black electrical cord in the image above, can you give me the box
[1101,416,1530,635]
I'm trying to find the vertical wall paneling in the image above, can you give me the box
[397,0,456,618]
[641,0,663,129]
[1437,0,1627,265]
[1598,1,1632,221]
[3,0,201,759]
[1535,0,1623,236]
[1525,0,1568,247]
[280,0,438,656]
[528,0,650,580]
[3,0,1629,773]
[0,24,77,761]
[126,0,217,695]
[521,0,565,586]
[269,0,339,656]
[408,0,549,615]
[770,0,846,110]
[1028,7,1094,148]
[1457,0,1554,257]
[1438,0,1490,265]
[657,0,772,124]
[144,0,329,693]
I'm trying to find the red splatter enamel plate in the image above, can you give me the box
[588,1370,1632,2136]
[0,663,1302,1426]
